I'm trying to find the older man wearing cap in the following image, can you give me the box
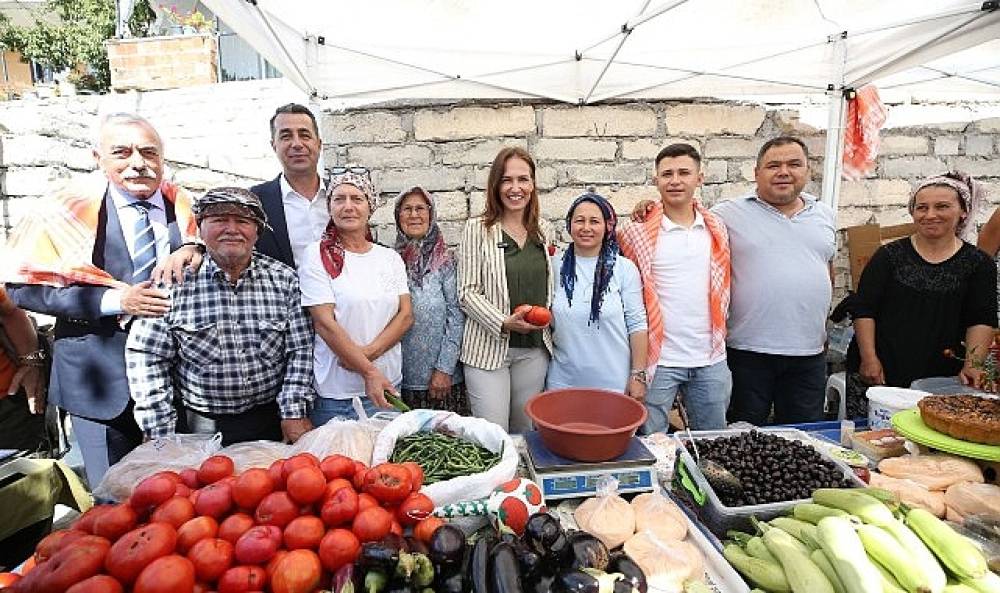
[126,187,316,445]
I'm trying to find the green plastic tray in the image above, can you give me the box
[891,409,1000,462]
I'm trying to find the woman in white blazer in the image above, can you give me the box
[457,147,556,433]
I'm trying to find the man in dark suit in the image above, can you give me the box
[158,103,325,274]
[4,113,197,486]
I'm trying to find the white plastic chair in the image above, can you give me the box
[825,371,847,420]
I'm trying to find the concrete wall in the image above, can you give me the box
[1,79,999,299]
[106,34,218,91]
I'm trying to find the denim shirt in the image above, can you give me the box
[400,263,465,390]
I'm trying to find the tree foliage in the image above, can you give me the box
[0,0,115,91]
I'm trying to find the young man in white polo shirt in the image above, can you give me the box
[618,144,732,432]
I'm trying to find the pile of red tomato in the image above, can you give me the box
[1,453,445,593]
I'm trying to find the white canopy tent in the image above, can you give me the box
[200,0,1000,209]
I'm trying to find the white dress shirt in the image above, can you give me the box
[100,183,171,315]
[280,174,328,268]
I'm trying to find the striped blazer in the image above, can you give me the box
[457,216,556,371]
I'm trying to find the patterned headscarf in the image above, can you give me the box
[393,187,454,287]
[560,192,619,325]
[319,171,380,279]
[909,171,986,241]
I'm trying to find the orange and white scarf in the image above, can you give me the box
[617,200,730,375]
[0,173,198,289]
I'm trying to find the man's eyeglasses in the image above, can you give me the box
[328,166,371,178]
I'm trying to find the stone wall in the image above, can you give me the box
[106,34,219,91]
[1,79,999,299]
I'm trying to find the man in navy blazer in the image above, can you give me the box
[159,103,326,273]
[6,113,193,486]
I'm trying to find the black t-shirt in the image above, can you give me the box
[846,238,997,387]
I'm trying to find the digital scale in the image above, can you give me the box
[523,431,658,500]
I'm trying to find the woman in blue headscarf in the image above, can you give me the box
[546,192,649,400]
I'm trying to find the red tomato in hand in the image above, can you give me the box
[317,529,360,572]
[320,486,359,527]
[362,464,412,504]
[188,537,234,583]
[524,305,552,326]
[197,455,235,485]
[270,549,322,593]
[513,304,534,316]
[133,554,195,593]
[396,492,435,526]
[218,565,267,593]
[352,506,393,542]
[105,522,178,585]
[232,467,274,510]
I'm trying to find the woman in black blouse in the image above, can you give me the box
[845,172,997,416]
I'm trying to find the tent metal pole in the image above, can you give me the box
[578,0,690,56]
[845,3,990,39]
[250,3,317,96]
[821,34,848,212]
[582,0,690,103]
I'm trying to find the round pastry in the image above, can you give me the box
[917,394,1000,446]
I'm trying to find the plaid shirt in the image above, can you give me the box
[126,253,315,438]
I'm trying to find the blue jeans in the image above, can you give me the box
[642,360,732,434]
[310,396,381,426]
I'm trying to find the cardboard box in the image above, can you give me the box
[845,223,916,289]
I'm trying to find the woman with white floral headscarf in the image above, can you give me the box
[845,171,997,414]
[393,187,469,414]
[298,168,413,424]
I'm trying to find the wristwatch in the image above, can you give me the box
[629,368,648,386]
[18,349,48,367]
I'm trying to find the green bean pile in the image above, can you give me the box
[390,431,503,484]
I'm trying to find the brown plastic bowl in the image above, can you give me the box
[524,388,648,462]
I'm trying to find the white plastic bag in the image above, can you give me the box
[218,440,292,473]
[94,433,222,502]
[291,417,375,464]
[371,410,517,507]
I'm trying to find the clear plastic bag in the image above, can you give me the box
[93,433,222,502]
[291,416,376,464]
[631,483,688,541]
[218,440,292,473]
[574,475,636,549]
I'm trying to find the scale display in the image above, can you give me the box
[523,431,658,500]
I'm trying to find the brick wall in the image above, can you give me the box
[1,81,998,300]
[107,34,218,91]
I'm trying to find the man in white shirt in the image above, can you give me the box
[158,103,325,271]
[618,144,732,432]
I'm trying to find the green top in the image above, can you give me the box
[503,230,547,349]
